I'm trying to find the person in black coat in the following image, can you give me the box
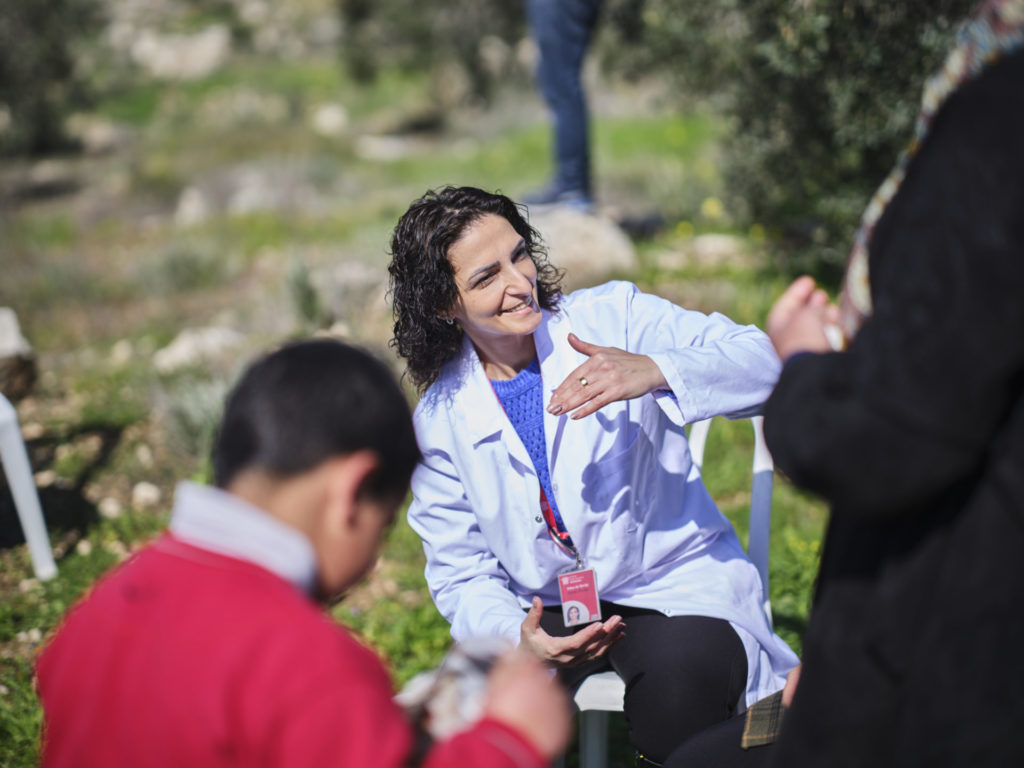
[763,2,1024,764]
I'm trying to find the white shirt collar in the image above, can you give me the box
[168,481,318,595]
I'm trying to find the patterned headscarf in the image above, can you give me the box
[838,0,1024,339]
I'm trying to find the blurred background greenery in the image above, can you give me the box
[0,0,975,764]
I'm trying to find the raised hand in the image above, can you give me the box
[546,333,668,419]
[766,276,843,361]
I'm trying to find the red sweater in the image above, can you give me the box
[37,535,544,768]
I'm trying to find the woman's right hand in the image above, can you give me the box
[519,596,625,666]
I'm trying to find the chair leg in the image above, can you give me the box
[579,709,609,768]
[0,395,57,580]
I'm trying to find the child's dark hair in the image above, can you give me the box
[211,339,420,500]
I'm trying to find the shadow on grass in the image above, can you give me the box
[615,210,669,242]
[0,423,123,549]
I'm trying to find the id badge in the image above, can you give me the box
[558,567,602,627]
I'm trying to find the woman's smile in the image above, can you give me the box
[501,296,536,315]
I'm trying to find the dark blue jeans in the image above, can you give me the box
[525,0,603,196]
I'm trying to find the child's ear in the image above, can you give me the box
[323,451,380,530]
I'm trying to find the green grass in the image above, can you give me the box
[698,416,823,653]
[0,508,170,765]
[195,211,357,257]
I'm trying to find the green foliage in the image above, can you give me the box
[0,0,103,155]
[71,365,151,429]
[143,243,230,294]
[4,214,77,250]
[287,260,329,330]
[10,260,135,314]
[159,374,233,461]
[337,599,453,687]
[199,211,353,257]
[337,0,527,105]
[601,0,976,282]
[770,527,822,647]
[0,658,42,766]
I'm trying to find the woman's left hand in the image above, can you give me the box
[547,333,668,419]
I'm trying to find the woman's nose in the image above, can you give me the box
[505,264,533,293]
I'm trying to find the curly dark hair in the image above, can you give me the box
[387,186,564,391]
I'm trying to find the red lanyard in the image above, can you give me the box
[488,378,579,565]
[540,488,578,563]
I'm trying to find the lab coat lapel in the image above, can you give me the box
[536,308,579,478]
[454,335,534,473]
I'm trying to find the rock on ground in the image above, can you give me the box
[527,208,638,291]
[153,327,246,375]
[0,307,37,401]
[131,25,231,81]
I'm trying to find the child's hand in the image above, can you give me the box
[484,649,572,760]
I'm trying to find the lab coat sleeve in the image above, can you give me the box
[408,443,528,644]
[614,283,781,424]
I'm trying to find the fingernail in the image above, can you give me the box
[548,404,562,415]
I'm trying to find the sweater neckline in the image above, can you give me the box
[488,355,541,397]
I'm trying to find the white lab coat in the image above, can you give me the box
[408,281,799,705]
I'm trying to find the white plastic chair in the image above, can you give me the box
[0,393,57,580]
[570,416,775,768]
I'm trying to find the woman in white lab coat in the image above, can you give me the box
[388,186,797,765]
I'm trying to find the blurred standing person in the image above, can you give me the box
[523,0,603,212]
[763,1,1024,765]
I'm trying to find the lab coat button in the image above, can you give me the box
[535,515,543,523]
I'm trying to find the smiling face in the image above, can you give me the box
[446,213,543,368]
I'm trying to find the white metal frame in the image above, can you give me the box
[570,416,774,768]
[0,393,57,580]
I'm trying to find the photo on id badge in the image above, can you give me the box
[559,568,601,627]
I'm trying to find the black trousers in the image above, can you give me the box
[663,712,775,768]
[539,601,748,765]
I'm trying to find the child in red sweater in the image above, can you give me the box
[36,339,570,768]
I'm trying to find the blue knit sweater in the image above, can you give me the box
[490,357,571,540]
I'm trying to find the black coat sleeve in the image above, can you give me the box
[764,51,1024,518]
